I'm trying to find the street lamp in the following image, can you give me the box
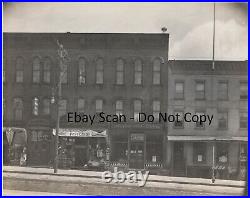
[53,40,70,174]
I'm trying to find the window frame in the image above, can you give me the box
[96,58,104,85]
[152,58,161,85]
[195,80,205,100]
[116,58,124,85]
[78,58,86,86]
[134,59,143,85]
[32,57,41,83]
[218,80,228,100]
[15,57,24,83]
[175,81,184,100]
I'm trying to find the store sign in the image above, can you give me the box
[131,133,144,141]
[58,129,107,138]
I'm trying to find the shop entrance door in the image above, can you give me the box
[129,142,144,169]
[173,142,185,176]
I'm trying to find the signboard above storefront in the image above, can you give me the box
[54,128,107,138]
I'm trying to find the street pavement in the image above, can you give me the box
[3,166,246,196]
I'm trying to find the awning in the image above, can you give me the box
[53,128,107,138]
[168,136,248,142]
[3,127,27,145]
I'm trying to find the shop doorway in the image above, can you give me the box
[173,142,185,176]
[129,142,144,169]
[75,145,88,167]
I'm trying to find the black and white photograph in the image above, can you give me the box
[2,2,248,196]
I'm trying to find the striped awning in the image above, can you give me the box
[168,136,248,142]
[53,128,107,138]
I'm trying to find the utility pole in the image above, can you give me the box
[53,40,70,174]
[211,2,216,183]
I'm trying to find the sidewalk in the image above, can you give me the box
[3,165,245,187]
[3,166,246,195]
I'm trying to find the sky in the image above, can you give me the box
[3,3,248,60]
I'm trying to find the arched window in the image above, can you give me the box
[13,98,23,121]
[153,58,161,85]
[42,99,50,115]
[16,57,24,83]
[78,58,86,85]
[115,100,123,115]
[33,57,40,83]
[43,58,51,83]
[96,58,104,84]
[116,59,124,85]
[134,100,142,122]
[134,59,142,85]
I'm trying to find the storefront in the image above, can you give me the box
[3,127,27,166]
[110,123,165,172]
[55,128,108,170]
[26,117,54,166]
[168,136,248,180]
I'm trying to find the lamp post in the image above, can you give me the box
[53,40,70,174]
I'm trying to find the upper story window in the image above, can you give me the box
[218,112,228,130]
[115,100,123,115]
[60,64,68,84]
[13,98,23,121]
[16,57,24,83]
[42,98,50,115]
[78,98,85,111]
[152,100,160,121]
[96,58,104,84]
[134,100,142,122]
[240,81,248,100]
[96,99,103,113]
[193,143,206,164]
[116,59,124,85]
[218,81,228,100]
[134,59,142,85]
[32,97,39,116]
[175,81,184,99]
[174,111,184,128]
[195,80,205,100]
[153,59,161,85]
[59,99,67,118]
[43,58,51,83]
[240,112,247,129]
[195,111,205,129]
[32,57,40,83]
[78,58,86,85]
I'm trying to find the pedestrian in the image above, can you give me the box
[20,147,27,166]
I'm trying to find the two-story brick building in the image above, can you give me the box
[167,60,248,180]
[3,33,169,171]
